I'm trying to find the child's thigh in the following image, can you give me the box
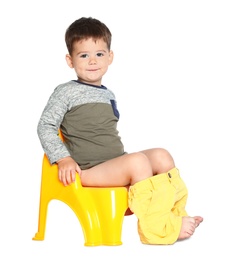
[80,152,146,187]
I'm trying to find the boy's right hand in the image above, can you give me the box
[57,156,82,186]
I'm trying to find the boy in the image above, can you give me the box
[37,17,203,245]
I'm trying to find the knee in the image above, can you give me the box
[128,152,152,182]
[154,148,175,172]
[129,152,151,169]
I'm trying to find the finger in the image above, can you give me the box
[59,170,68,186]
[58,170,62,182]
[70,170,76,183]
[62,173,68,186]
[58,170,65,184]
[65,171,73,185]
[76,165,82,175]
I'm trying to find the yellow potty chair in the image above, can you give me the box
[33,133,130,246]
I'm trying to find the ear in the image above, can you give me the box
[108,50,114,65]
[65,54,74,68]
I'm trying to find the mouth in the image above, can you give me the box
[87,68,99,72]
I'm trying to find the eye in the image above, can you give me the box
[96,52,104,57]
[80,54,88,58]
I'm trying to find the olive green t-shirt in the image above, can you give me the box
[37,80,125,170]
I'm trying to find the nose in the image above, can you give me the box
[88,55,97,65]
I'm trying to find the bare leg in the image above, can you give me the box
[81,148,176,187]
[80,152,153,187]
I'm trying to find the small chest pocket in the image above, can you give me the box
[110,100,120,119]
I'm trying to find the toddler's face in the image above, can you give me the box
[66,37,113,86]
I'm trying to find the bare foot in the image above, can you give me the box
[178,216,203,240]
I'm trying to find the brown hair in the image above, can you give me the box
[65,17,112,55]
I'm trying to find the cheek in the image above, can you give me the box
[103,58,112,67]
[101,62,109,73]
[74,61,86,71]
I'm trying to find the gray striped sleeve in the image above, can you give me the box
[37,83,72,164]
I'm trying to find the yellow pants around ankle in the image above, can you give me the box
[128,167,188,245]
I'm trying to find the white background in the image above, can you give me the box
[1,0,226,259]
